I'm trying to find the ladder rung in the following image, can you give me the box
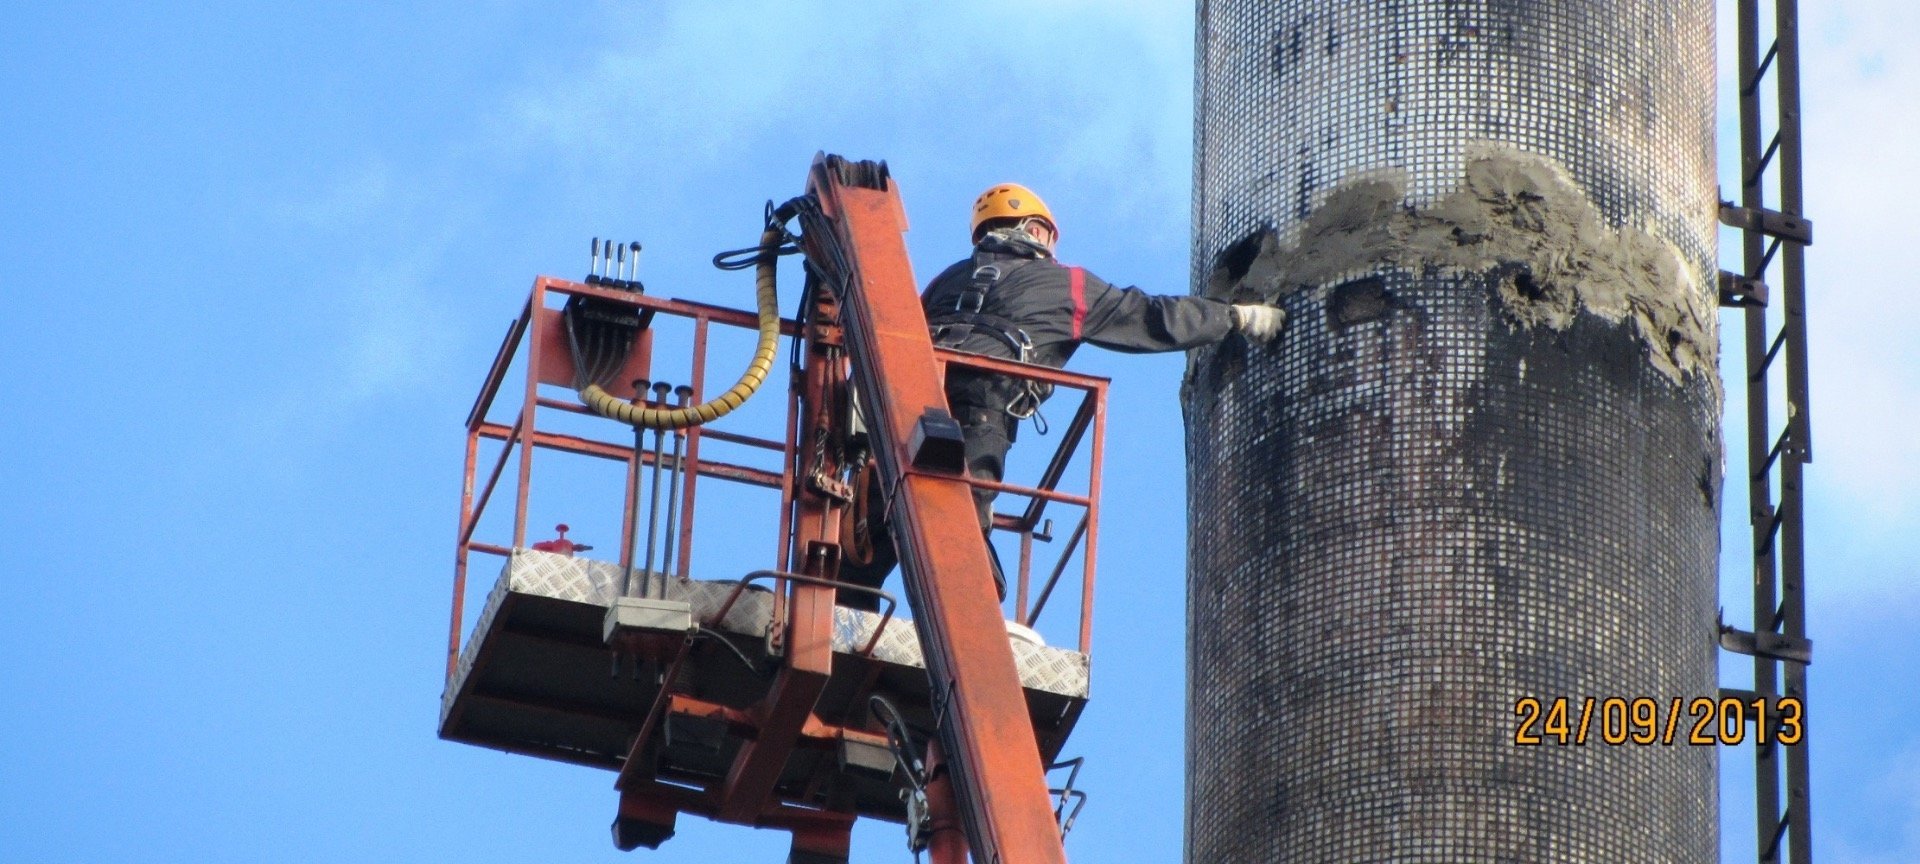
[1754,424,1793,480]
[1746,130,1785,189]
[1763,809,1790,860]
[1752,325,1788,383]
[1756,502,1785,555]
[1742,41,1780,98]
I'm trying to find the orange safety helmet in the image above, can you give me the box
[970,183,1057,242]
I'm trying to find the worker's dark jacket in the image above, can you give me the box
[921,243,1236,383]
[921,237,1233,504]
[836,238,1236,607]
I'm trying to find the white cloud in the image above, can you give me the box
[1791,4,1920,539]
[333,241,463,405]
[236,157,473,438]
[501,2,831,168]
[496,2,1195,212]
[279,162,400,232]
[224,2,1184,438]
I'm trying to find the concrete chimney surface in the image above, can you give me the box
[1185,3,1719,861]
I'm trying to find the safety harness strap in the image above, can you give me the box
[954,262,1000,314]
[926,255,1058,428]
[930,258,1036,361]
[928,314,1033,359]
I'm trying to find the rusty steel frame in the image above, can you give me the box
[447,162,1108,862]
[936,349,1108,653]
[613,776,856,852]
[1722,1,1815,862]
[446,277,802,681]
[447,293,1109,673]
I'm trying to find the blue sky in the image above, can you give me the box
[1,3,1912,862]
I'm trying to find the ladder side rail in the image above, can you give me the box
[1771,2,1814,861]
[1735,4,1784,859]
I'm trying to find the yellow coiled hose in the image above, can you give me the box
[579,226,782,429]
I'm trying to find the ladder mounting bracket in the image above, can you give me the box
[1719,202,1814,245]
[1718,270,1770,308]
[1718,622,1813,664]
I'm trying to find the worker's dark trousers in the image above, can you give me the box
[835,397,1014,610]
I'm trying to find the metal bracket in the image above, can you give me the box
[1718,270,1770,308]
[1719,203,1814,245]
[907,407,967,473]
[1045,757,1089,839]
[902,785,932,855]
[611,788,678,851]
[838,735,896,777]
[604,597,695,643]
[807,468,856,503]
[1717,613,1813,664]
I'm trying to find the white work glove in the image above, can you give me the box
[1232,304,1286,343]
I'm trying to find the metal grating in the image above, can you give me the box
[438,548,1092,820]
[444,549,1091,710]
[1185,2,1720,862]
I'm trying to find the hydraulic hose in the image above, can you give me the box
[578,226,783,430]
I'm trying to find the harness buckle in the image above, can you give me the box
[931,323,974,348]
[956,264,1001,313]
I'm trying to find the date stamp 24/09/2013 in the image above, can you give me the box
[1513,696,1804,746]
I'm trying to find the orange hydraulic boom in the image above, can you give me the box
[798,155,1069,864]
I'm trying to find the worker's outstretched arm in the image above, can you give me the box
[1079,271,1284,351]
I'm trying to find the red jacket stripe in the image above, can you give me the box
[1068,266,1086,340]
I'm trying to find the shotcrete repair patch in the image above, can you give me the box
[1209,144,1717,385]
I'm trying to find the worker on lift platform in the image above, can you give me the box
[838,183,1287,606]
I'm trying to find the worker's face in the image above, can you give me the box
[1022,218,1058,251]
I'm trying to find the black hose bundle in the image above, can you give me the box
[562,293,651,394]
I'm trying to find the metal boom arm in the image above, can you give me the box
[801,154,1069,864]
